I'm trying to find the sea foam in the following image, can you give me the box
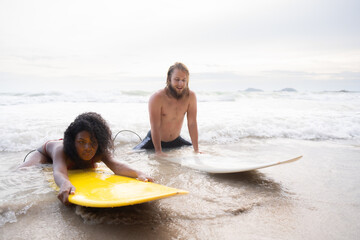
[0,91,359,151]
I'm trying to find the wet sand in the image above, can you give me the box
[1,139,360,240]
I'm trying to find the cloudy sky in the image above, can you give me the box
[0,0,359,92]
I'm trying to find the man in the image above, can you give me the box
[134,62,200,155]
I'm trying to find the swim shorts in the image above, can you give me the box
[133,131,192,150]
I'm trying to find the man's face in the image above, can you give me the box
[169,68,188,98]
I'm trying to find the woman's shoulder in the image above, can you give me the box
[47,139,63,149]
[46,140,64,157]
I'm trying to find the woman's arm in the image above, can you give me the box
[50,143,75,205]
[103,156,153,182]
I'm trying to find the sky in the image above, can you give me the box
[0,0,359,92]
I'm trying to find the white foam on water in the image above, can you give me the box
[1,91,359,152]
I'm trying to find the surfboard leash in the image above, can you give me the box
[23,149,36,162]
[113,130,142,143]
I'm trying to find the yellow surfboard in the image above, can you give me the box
[47,168,188,208]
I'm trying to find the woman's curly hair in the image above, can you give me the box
[63,112,114,168]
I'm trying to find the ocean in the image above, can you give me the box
[1,89,359,239]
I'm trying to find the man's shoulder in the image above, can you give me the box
[151,89,166,99]
[154,88,166,96]
[188,90,197,100]
[149,89,166,105]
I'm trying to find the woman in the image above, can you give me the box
[20,112,153,205]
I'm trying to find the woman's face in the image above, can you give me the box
[75,131,98,161]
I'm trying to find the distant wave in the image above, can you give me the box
[1,90,359,106]
[0,90,359,151]
[0,90,152,106]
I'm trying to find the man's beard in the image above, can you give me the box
[167,85,189,100]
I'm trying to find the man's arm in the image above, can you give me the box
[148,92,163,154]
[187,91,199,152]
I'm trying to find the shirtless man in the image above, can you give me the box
[134,62,200,155]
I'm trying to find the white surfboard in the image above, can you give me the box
[163,155,302,174]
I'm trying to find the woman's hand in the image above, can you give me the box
[137,172,154,182]
[57,181,76,205]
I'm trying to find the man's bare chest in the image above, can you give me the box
[161,100,189,120]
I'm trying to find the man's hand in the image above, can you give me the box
[155,151,168,157]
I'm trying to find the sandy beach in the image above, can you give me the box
[1,139,359,240]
